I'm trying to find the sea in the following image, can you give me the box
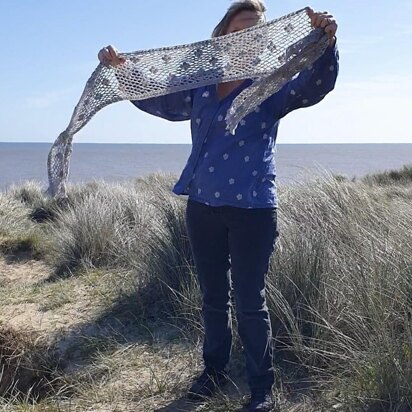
[1,142,412,192]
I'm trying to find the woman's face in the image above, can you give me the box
[225,10,262,35]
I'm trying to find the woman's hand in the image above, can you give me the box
[306,8,338,47]
[98,45,126,66]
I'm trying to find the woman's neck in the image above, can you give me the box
[216,80,244,100]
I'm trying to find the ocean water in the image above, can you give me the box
[1,142,412,192]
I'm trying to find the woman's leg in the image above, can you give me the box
[224,206,279,392]
[185,199,232,371]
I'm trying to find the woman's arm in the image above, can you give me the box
[267,8,339,119]
[98,44,194,122]
[130,89,194,122]
[273,41,339,119]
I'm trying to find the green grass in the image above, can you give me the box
[363,164,412,186]
[0,195,45,255]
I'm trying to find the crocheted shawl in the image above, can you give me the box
[47,7,328,197]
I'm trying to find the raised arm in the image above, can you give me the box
[98,44,194,122]
[268,8,339,120]
[273,41,339,119]
[130,89,194,122]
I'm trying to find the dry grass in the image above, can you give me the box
[0,326,57,400]
[0,168,411,411]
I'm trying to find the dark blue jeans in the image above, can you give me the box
[185,198,279,391]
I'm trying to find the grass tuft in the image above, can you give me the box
[0,326,58,400]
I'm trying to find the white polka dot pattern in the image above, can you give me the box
[47,8,333,197]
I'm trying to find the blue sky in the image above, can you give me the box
[1,0,411,144]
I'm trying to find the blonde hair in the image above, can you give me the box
[212,0,267,38]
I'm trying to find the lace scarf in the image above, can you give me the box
[47,7,328,197]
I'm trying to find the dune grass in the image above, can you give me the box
[0,167,411,411]
[363,164,412,186]
[0,325,58,401]
[0,195,44,256]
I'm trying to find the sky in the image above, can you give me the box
[0,0,411,144]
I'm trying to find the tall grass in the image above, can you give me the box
[1,168,411,410]
[363,164,412,186]
[4,175,199,318]
[270,178,412,410]
[0,194,44,254]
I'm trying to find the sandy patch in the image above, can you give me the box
[0,253,51,285]
[0,255,102,349]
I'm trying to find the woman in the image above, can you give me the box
[98,1,338,410]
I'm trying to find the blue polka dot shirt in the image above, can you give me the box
[132,43,339,209]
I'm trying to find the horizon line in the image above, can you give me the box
[1,141,412,145]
